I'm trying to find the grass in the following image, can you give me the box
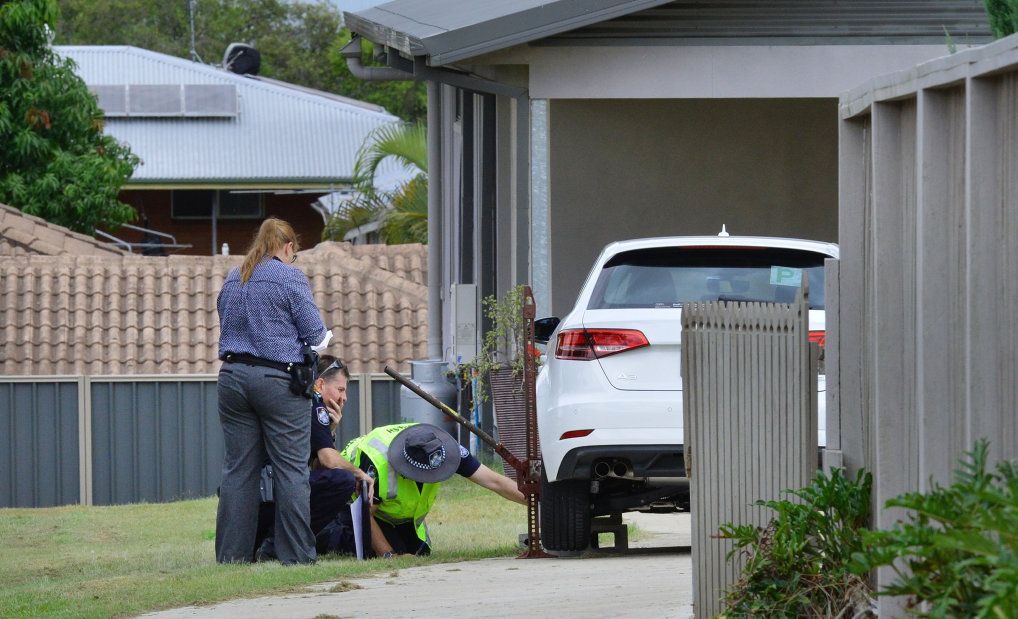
[0,475,525,619]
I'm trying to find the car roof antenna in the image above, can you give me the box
[718,224,730,237]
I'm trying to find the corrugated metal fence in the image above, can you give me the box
[681,288,817,617]
[834,32,1018,616]
[0,374,403,508]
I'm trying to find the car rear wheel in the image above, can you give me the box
[540,466,592,552]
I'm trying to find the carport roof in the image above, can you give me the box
[344,0,674,66]
[347,1,994,67]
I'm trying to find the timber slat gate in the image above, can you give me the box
[681,284,818,617]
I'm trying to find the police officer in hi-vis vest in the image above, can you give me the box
[340,422,525,556]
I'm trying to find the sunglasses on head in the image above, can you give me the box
[325,359,345,373]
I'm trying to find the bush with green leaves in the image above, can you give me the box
[984,0,1018,38]
[1,0,138,233]
[853,440,1018,618]
[719,468,875,617]
[461,284,529,407]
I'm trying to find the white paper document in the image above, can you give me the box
[350,496,365,560]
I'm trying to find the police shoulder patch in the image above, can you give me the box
[316,407,330,426]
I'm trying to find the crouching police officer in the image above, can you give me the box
[255,355,373,560]
[335,422,525,556]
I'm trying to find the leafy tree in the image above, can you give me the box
[984,0,1018,38]
[54,1,425,122]
[323,122,427,244]
[0,0,139,233]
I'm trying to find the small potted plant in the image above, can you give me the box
[465,284,527,403]
[463,285,541,474]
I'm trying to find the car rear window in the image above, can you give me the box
[587,246,830,310]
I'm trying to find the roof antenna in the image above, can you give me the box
[187,0,204,63]
[718,224,730,237]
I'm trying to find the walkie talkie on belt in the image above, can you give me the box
[288,340,319,398]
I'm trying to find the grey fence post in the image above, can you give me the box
[79,376,92,506]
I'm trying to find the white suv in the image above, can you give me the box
[535,232,839,551]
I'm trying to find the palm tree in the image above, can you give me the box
[323,122,427,245]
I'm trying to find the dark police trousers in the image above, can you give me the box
[216,362,315,564]
[256,468,358,556]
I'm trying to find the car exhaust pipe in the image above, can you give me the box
[593,461,612,479]
[593,459,633,479]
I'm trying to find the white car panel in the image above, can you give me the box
[582,308,683,391]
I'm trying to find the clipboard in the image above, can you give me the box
[350,480,371,560]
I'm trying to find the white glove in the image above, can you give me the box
[311,329,334,353]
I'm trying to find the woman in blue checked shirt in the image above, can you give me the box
[215,218,334,565]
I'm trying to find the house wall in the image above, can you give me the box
[117,190,326,255]
[474,44,977,99]
[547,98,838,317]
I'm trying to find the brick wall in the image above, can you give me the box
[116,189,326,255]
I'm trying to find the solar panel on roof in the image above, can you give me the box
[128,85,183,116]
[184,84,238,117]
[90,85,127,116]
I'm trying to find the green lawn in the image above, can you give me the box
[0,475,526,619]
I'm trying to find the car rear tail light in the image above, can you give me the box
[808,330,826,347]
[555,328,649,360]
[560,429,594,440]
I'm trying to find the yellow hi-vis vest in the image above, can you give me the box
[341,423,440,545]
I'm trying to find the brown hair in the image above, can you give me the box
[239,218,300,283]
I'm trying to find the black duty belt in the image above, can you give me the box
[222,353,297,373]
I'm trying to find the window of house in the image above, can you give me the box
[171,190,264,219]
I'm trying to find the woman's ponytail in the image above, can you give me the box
[239,218,300,283]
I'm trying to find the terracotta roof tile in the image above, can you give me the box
[0,202,125,257]
[1,243,427,376]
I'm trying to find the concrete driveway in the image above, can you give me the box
[142,513,693,619]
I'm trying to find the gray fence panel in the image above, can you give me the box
[838,33,1018,614]
[370,377,405,427]
[2,374,404,507]
[682,291,817,617]
[0,380,80,507]
[90,379,221,505]
[335,378,362,451]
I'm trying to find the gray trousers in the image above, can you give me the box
[216,362,315,564]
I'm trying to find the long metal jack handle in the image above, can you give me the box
[383,365,527,476]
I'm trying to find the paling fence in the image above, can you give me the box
[832,32,1018,615]
[0,374,403,508]
[681,289,817,617]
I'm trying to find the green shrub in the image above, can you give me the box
[719,468,875,617]
[852,440,1018,618]
[984,0,1018,39]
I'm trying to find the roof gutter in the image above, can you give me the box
[342,35,528,360]
[340,36,526,98]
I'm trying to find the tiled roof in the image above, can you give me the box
[0,202,125,257]
[0,241,428,376]
[347,242,427,287]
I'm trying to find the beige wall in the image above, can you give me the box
[548,98,838,316]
